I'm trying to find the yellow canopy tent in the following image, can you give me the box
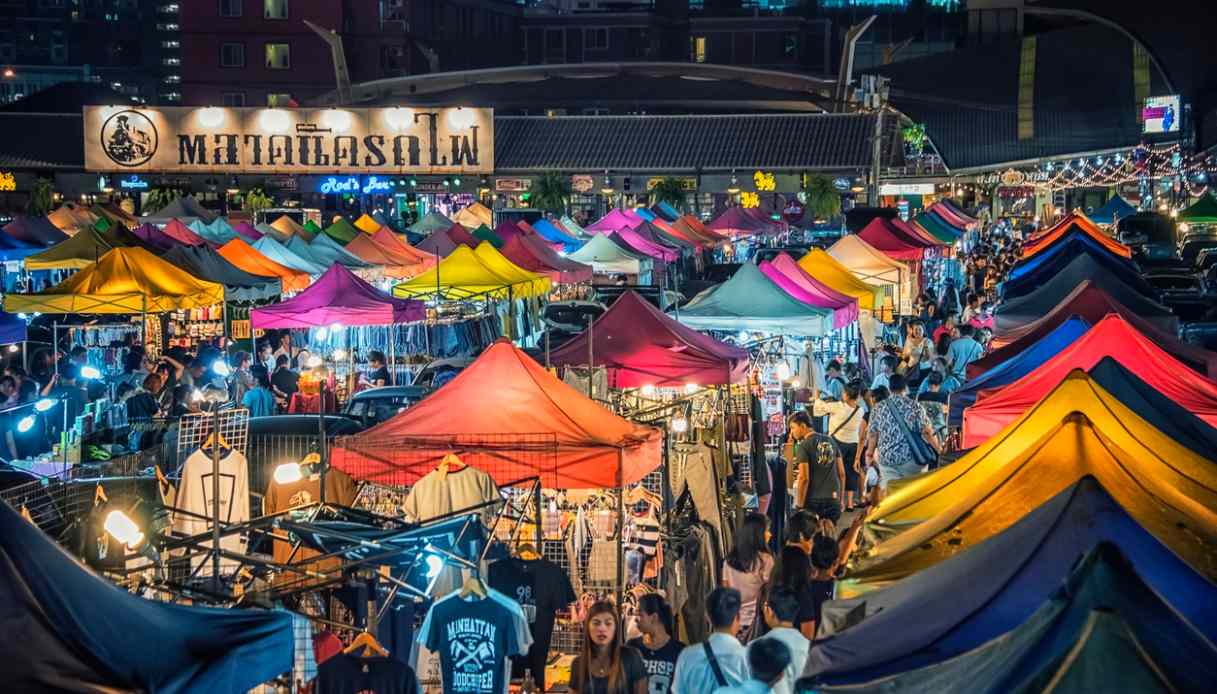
[797,249,885,312]
[24,227,114,271]
[270,215,315,242]
[848,371,1217,590]
[353,214,382,234]
[3,246,223,314]
[472,241,552,295]
[393,243,551,300]
[452,201,493,229]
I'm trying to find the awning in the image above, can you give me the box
[676,261,832,336]
[218,239,311,292]
[251,263,424,329]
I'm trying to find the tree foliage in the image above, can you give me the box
[803,174,842,221]
[530,172,572,214]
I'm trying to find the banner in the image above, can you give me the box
[84,106,493,174]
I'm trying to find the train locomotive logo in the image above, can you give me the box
[100,110,158,167]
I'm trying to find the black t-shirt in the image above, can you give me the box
[806,579,835,633]
[572,646,647,694]
[368,365,390,385]
[626,637,684,694]
[125,392,160,420]
[271,368,299,398]
[795,434,840,504]
[314,653,419,694]
[487,557,576,689]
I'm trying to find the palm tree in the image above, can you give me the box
[649,177,687,210]
[144,186,181,214]
[803,173,842,221]
[240,187,274,216]
[530,172,571,214]
[26,178,54,215]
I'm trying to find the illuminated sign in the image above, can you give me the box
[319,176,393,195]
[753,171,776,192]
[84,106,494,174]
[1143,95,1181,134]
[740,191,760,208]
[880,183,936,196]
[832,177,852,192]
[0,172,15,192]
[495,178,531,192]
[118,174,149,190]
[646,177,697,191]
[571,175,595,193]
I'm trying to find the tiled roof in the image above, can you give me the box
[0,113,85,170]
[493,113,896,173]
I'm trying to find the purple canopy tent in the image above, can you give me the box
[586,208,644,233]
[415,228,459,257]
[251,263,425,329]
[131,223,181,252]
[231,221,264,242]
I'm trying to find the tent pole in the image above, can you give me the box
[389,325,396,385]
[586,313,594,399]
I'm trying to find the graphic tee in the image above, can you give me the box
[795,434,841,505]
[419,588,532,694]
[314,653,419,694]
[173,447,250,575]
[487,557,576,689]
[627,637,685,694]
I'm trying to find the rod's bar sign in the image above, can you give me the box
[83,106,493,174]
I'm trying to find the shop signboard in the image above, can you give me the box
[264,175,298,192]
[879,182,935,196]
[976,168,1050,186]
[0,171,15,192]
[495,178,531,192]
[83,106,494,174]
[1143,95,1181,134]
[571,175,595,193]
[117,174,149,190]
[646,177,696,191]
[318,175,394,195]
[832,177,852,192]
[782,199,804,223]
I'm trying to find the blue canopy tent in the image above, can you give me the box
[0,310,27,344]
[0,227,40,260]
[804,478,1217,688]
[675,261,832,336]
[308,233,373,269]
[285,235,330,267]
[189,218,238,244]
[995,256,1170,332]
[1005,231,1140,288]
[1087,196,1137,226]
[632,207,656,221]
[0,499,293,692]
[531,219,582,251]
[252,236,328,275]
[805,542,1217,694]
[948,317,1091,424]
[3,215,69,246]
[652,202,682,222]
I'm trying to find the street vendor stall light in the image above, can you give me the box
[273,461,304,485]
[16,415,36,433]
[683,383,699,395]
[306,355,323,369]
[212,360,231,377]
[104,510,144,549]
[34,398,56,413]
[727,171,740,195]
[333,349,347,361]
[79,365,101,380]
[640,384,657,397]
[6,344,16,353]
[776,362,792,381]
[1181,223,1191,232]
[670,412,689,434]
[197,107,225,128]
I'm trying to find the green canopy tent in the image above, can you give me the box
[1178,194,1217,225]
[24,227,115,271]
[322,217,361,245]
[471,224,505,248]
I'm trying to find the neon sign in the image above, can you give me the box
[0,172,14,192]
[319,175,393,195]
[361,176,391,194]
[118,175,149,190]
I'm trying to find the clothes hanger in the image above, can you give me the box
[202,430,230,452]
[154,465,170,489]
[459,572,487,599]
[516,542,540,561]
[342,631,390,658]
[438,451,466,473]
[19,505,34,523]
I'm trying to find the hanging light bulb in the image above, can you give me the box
[776,361,792,381]
[684,383,699,395]
[103,510,144,549]
[670,412,689,433]
[16,415,36,433]
[273,462,304,485]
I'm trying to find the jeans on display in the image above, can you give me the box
[625,548,646,585]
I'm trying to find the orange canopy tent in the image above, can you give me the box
[344,234,428,278]
[330,339,663,489]
[370,228,435,266]
[1021,213,1131,259]
[218,238,311,292]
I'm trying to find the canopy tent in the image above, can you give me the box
[47,203,97,231]
[890,217,944,247]
[308,233,374,269]
[933,199,976,226]
[797,249,884,312]
[3,215,69,246]
[828,234,910,310]
[141,195,215,224]
[322,217,361,245]
[131,223,183,252]
[251,237,328,275]
[0,499,292,693]
[270,214,315,242]
[370,228,435,267]
[765,253,859,328]
[95,203,138,230]
[1002,239,1149,300]
[230,220,263,242]
[0,311,28,344]
[0,228,40,260]
[531,219,581,250]
[806,480,1217,690]
[635,220,696,253]
[345,234,428,278]
[983,281,1216,376]
[670,216,721,246]
[652,201,682,222]
[470,224,505,249]
[491,221,525,245]
[445,222,480,248]
[473,242,554,294]
[330,339,663,488]
[632,207,656,221]
[393,243,551,300]
[23,226,114,270]
[949,317,1091,424]
[856,218,930,261]
[649,217,704,248]
[353,213,382,234]
[285,235,330,268]
[855,372,1217,586]
[162,218,209,246]
[414,228,460,257]
[97,222,149,250]
[408,211,455,236]
[676,261,832,336]
[679,214,725,242]
[4,247,223,314]
[1082,356,1217,457]
[251,263,424,329]
[609,226,680,263]
[996,256,1169,330]
[499,234,593,285]
[586,208,644,233]
[255,222,285,242]
[1018,216,1133,262]
[163,245,282,302]
[758,260,854,330]
[551,290,749,388]
[218,239,311,293]
[1178,194,1217,224]
[911,211,961,244]
[558,215,592,239]
[451,201,493,229]
[1087,195,1138,226]
[706,206,773,237]
[962,315,1217,446]
[189,218,238,244]
[568,233,653,277]
[303,219,322,235]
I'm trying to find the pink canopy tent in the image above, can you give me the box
[760,254,859,328]
[707,207,772,237]
[928,201,975,229]
[586,208,644,233]
[500,234,593,284]
[230,221,263,242]
[250,263,425,328]
[162,219,209,246]
[612,227,680,263]
[493,220,528,245]
[857,218,929,261]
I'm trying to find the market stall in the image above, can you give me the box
[758,253,859,329]
[676,261,832,336]
[828,234,912,316]
[218,239,311,292]
[322,217,362,244]
[250,236,328,276]
[23,226,115,271]
[269,214,314,242]
[567,233,653,284]
[995,257,1172,333]
[408,210,455,236]
[3,215,70,246]
[451,201,493,229]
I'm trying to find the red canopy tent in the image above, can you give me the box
[550,291,749,388]
[977,281,1217,377]
[961,314,1217,447]
[161,219,210,246]
[649,217,704,248]
[890,217,943,248]
[330,339,663,488]
[856,218,929,261]
[499,234,593,284]
[445,223,479,248]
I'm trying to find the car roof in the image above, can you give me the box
[249,415,363,436]
[349,385,429,400]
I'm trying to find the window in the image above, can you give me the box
[222,92,246,107]
[162,75,180,83]
[585,28,608,50]
[220,42,244,67]
[266,92,292,106]
[691,36,706,63]
[162,40,179,49]
[265,42,289,69]
[163,57,180,65]
[219,0,242,17]
[264,0,287,19]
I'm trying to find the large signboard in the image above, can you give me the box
[84,106,493,174]
[1143,96,1180,134]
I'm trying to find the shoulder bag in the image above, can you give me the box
[890,399,937,468]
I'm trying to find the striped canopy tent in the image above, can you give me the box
[218,239,311,292]
[322,218,361,245]
[24,227,115,271]
[252,236,328,275]
[3,246,223,314]
[270,215,315,242]
[451,202,493,229]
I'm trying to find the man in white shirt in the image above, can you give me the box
[712,638,792,694]
[749,589,809,694]
[673,588,750,693]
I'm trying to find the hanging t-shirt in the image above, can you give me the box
[314,653,419,694]
[626,637,685,694]
[263,467,359,564]
[403,465,501,528]
[173,446,250,575]
[419,588,532,694]
[487,557,576,689]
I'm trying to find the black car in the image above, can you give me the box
[342,385,430,428]
[1179,230,1217,264]
[536,300,607,350]
[1144,269,1211,322]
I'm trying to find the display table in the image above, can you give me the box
[287,391,338,414]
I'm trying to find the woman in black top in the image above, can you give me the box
[773,544,822,640]
[570,601,648,694]
[363,350,390,388]
[627,594,684,694]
